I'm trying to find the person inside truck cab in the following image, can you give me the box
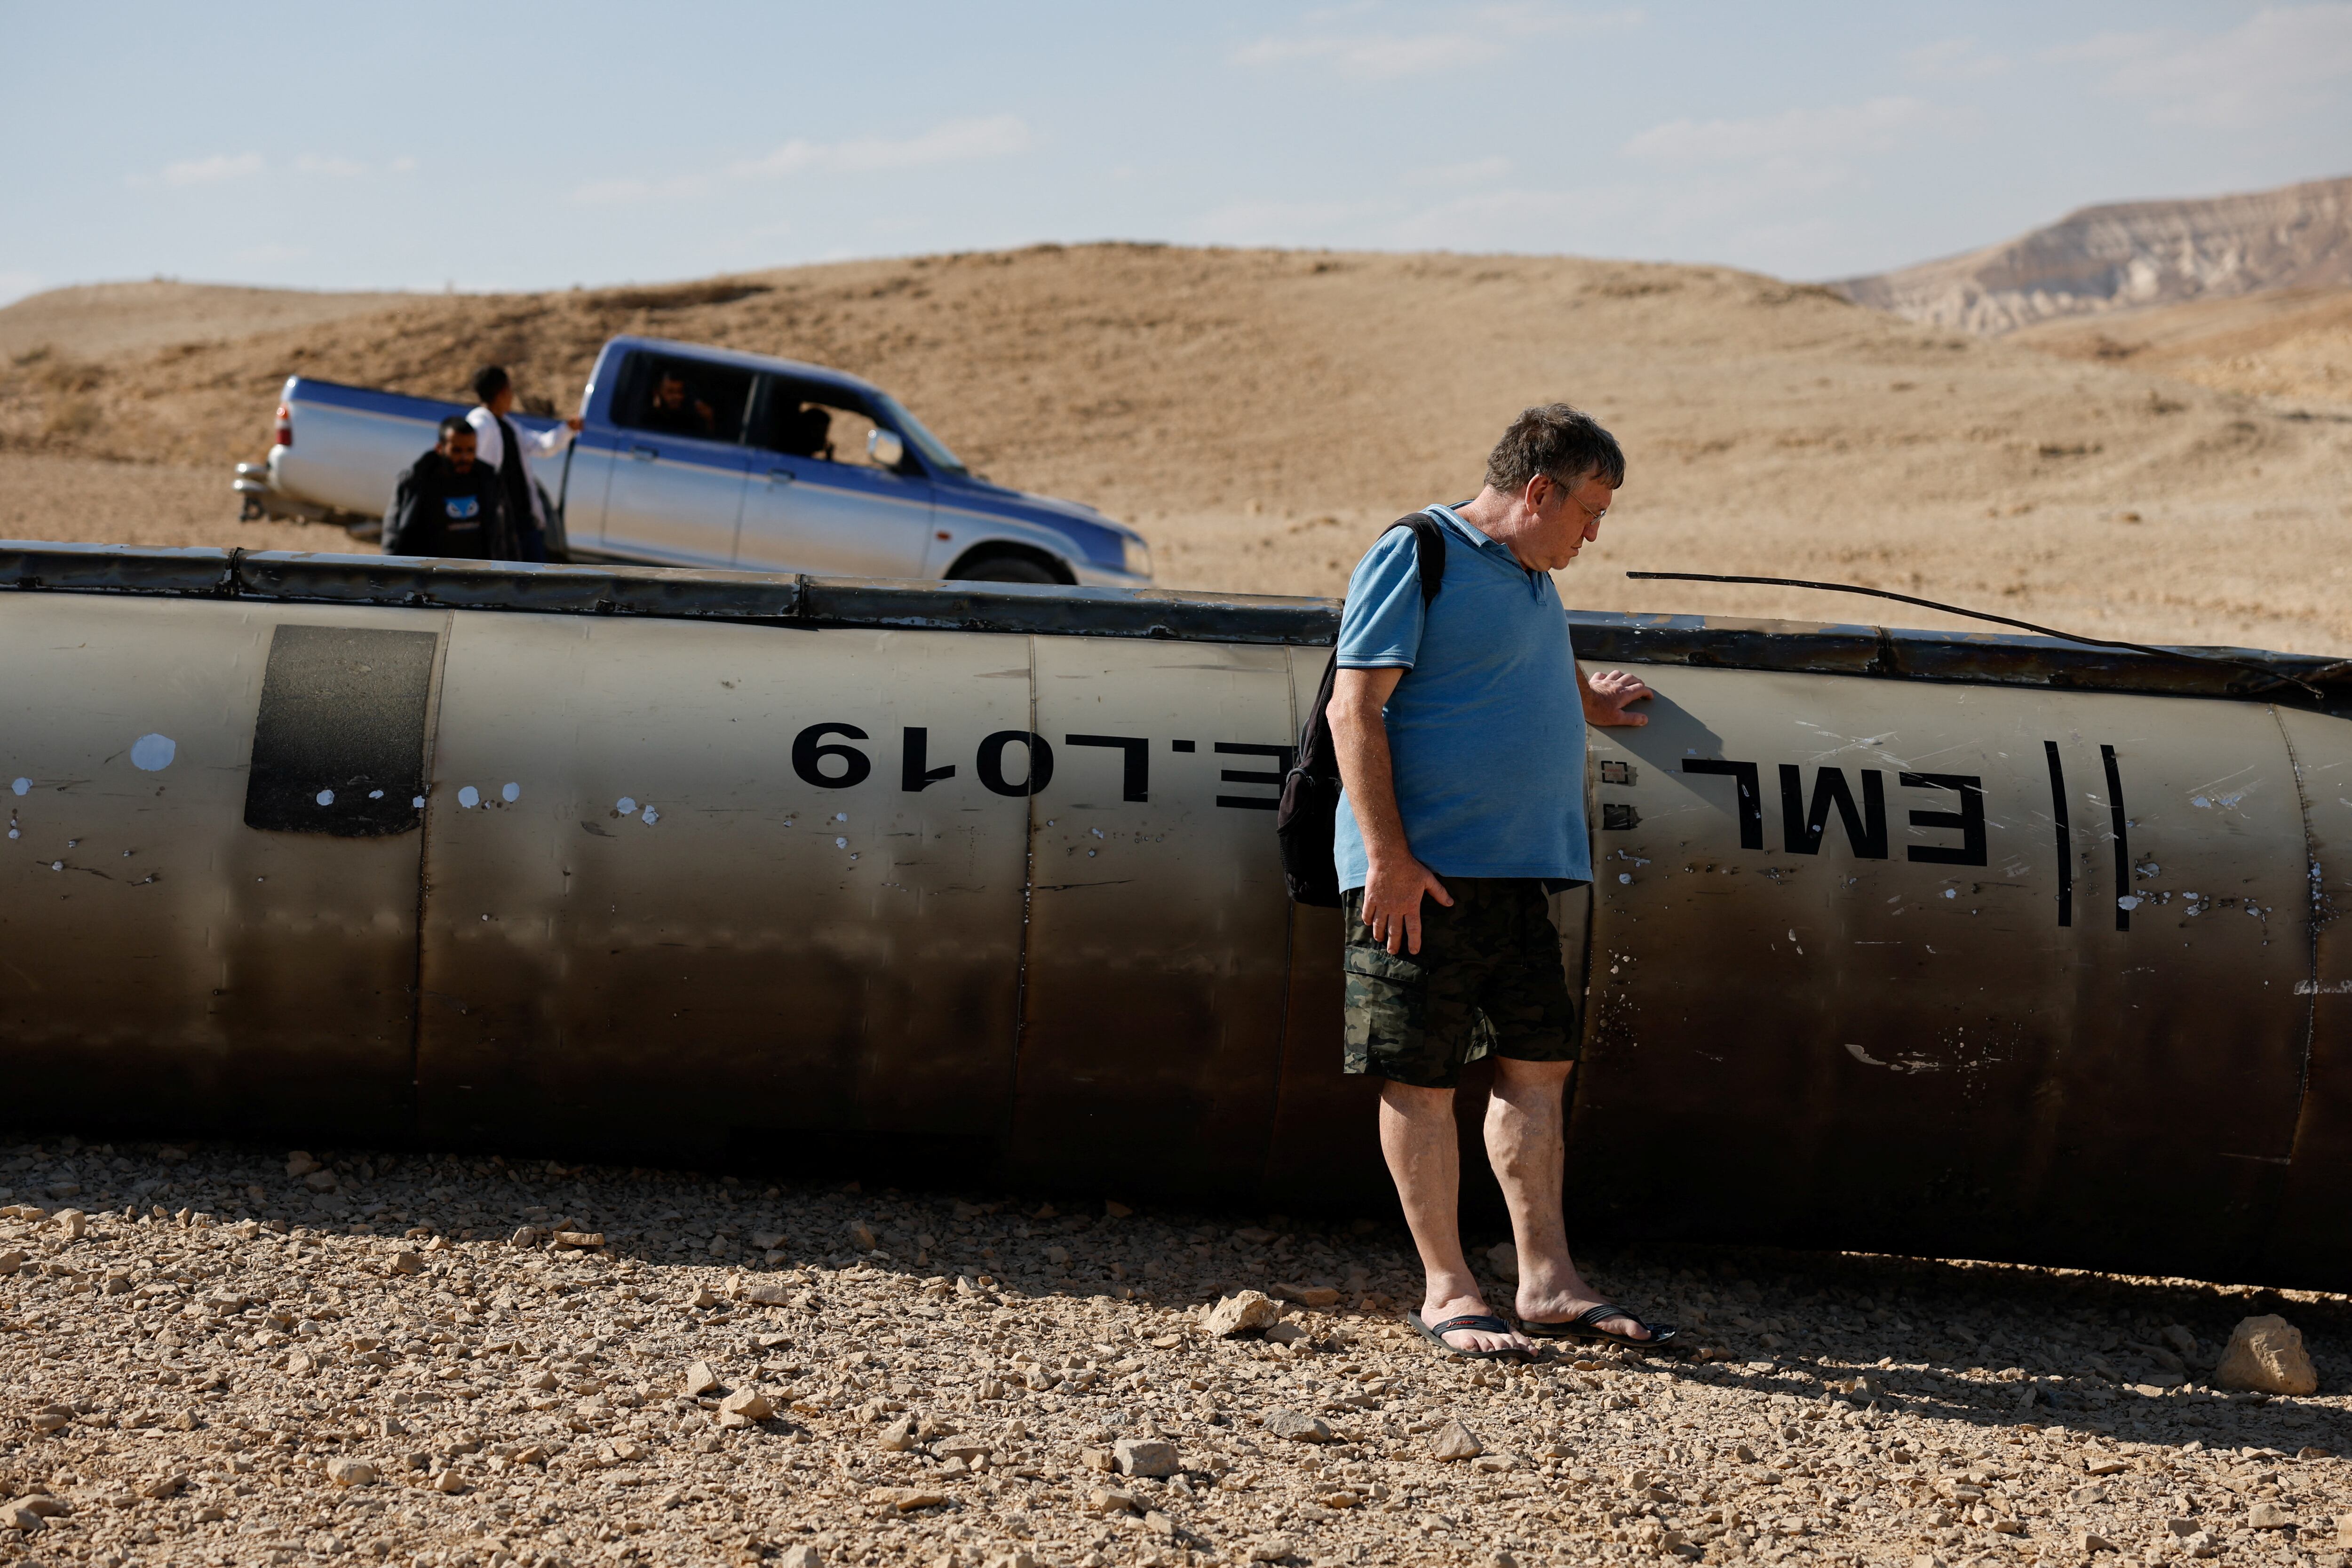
[640,370,715,437]
[381,416,511,561]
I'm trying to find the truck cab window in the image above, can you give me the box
[616,354,753,444]
[751,376,904,472]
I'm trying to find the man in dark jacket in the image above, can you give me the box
[382,417,510,559]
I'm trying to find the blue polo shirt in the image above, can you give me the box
[1333,503,1591,891]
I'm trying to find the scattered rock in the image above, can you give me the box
[1205,1289,1281,1337]
[1247,1540,1294,1563]
[1271,1281,1340,1309]
[1086,1487,1140,1515]
[3,1504,45,1534]
[552,1230,604,1249]
[778,1547,823,1568]
[325,1457,376,1488]
[868,1486,946,1512]
[1115,1437,1177,1478]
[1262,1408,1336,1443]
[740,1281,793,1305]
[683,1360,721,1396]
[50,1208,87,1239]
[848,1221,878,1251]
[285,1152,320,1177]
[389,1250,425,1275]
[1430,1419,1483,1460]
[138,1474,187,1500]
[1485,1242,1519,1281]
[720,1388,774,1421]
[877,1417,919,1452]
[2217,1315,2320,1396]
[2249,1502,2294,1529]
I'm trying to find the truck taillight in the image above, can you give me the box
[273,404,292,448]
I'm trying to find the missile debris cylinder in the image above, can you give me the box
[5,542,2351,1289]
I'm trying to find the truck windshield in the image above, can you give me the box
[872,394,967,475]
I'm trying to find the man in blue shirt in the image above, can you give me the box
[1330,404,1664,1360]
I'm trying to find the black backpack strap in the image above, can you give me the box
[1292,512,1448,788]
[1275,509,1453,905]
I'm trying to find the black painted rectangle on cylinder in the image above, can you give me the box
[243,624,439,836]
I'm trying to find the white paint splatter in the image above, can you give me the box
[129,734,176,772]
[1618,872,1631,884]
[369,789,383,800]
[316,789,335,807]
[640,805,658,825]
[412,796,425,809]
[1942,888,1957,899]
[2117,895,2142,911]
[1844,1042,1891,1067]
[836,836,850,849]
[49,860,62,872]
[834,813,848,823]
[2296,980,2352,995]
[458,786,480,809]
[9,779,26,796]
[502,782,520,803]
[616,796,636,814]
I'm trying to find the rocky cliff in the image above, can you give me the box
[1835,174,2352,335]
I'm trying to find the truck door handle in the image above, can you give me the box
[627,445,658,461]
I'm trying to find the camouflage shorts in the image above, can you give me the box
[1341,876,1580,1089]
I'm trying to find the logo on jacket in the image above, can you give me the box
[445,496,481,521]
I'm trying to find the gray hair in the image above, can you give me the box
[1484,403,1626,496]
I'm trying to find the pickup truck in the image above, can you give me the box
[233,333,1153,587]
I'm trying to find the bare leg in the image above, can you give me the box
[1487,1058,1650,1338]
[1380,1079,1529,1354]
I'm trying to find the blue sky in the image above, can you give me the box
[2,2,2346,306]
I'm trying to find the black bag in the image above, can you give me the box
[1276,512,1448,906]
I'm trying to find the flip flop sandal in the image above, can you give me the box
[1519,1302,1681,1354]
[1407,1309,1532,1362]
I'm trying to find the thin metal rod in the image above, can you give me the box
[1625,570,2327,699]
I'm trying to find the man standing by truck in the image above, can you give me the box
[465,365,580,562]
[1330,404,1669,1361]
[382,417,509,560]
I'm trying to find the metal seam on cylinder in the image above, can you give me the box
[2272,703,2322,1104]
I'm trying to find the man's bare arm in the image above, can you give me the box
[1329,666,1453,955]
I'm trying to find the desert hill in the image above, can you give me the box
[1,242,2348,653]
[2013,283,2352,406]
[1835,175,2352,336]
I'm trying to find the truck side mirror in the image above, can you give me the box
[866,428,906,470]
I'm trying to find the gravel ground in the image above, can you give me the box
[5,1137,2350,1568]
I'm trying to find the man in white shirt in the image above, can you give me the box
[466,365,582,562]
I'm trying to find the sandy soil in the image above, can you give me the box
[2,247,2348,654]
[0,283,415,364]
[5,1138,2349,1568]
[2014,286,2352,408]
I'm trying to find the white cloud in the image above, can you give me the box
[1621,97,1939,163]
[731,114,1035,179]
[0,270,42,307]
[1236,30,1503,80]
[294,154,367,178]
[2043,4,2352,128]
[574,114,1035,205]
[389,156,419,175]
[1902,36,2011,80]
[153,152,263,187]
[1189,197,1391,245]
[1402,155,1513,187]
[1235,5,1637,81]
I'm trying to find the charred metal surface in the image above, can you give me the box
[243,624,437,837]
[7,549,2352,1288]
[1574,671,2315,1285]
[0,594,429,1139]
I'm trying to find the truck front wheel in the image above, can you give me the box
[948,549,1069,585]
